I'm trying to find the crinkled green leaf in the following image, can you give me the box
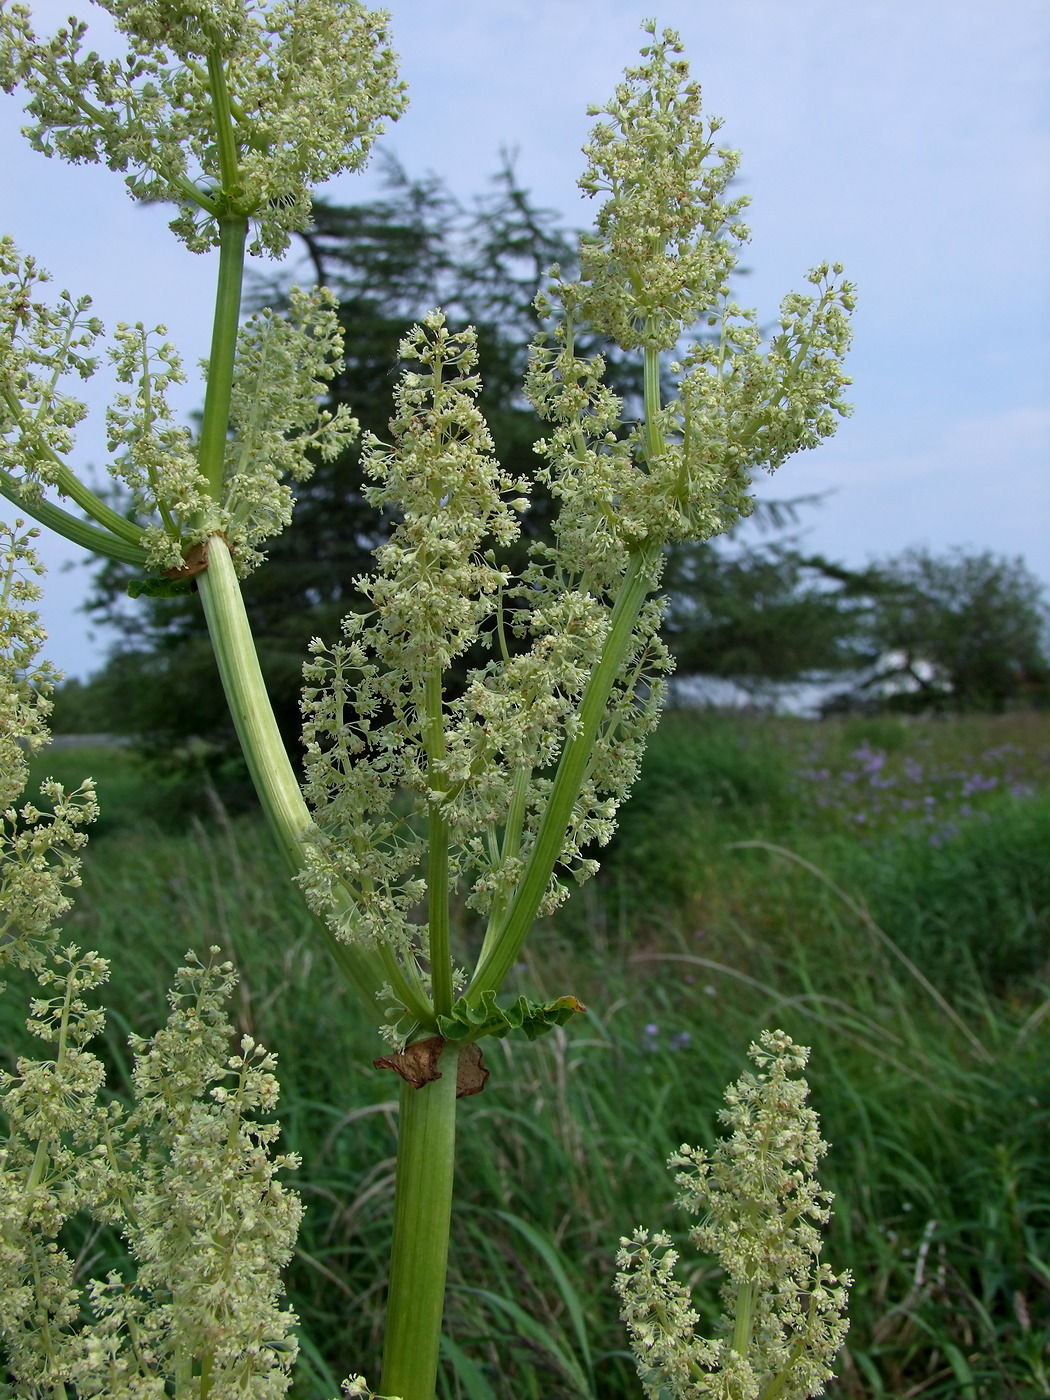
[437,991,586,1044]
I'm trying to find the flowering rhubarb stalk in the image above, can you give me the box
[0,8,854,1396]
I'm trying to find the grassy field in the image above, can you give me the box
[7,709,1050,1398]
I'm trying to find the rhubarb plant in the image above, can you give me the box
[0,7,854,1396]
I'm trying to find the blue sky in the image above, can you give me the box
[2,0,1048,678]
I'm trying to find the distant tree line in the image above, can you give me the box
[61,161,1050,774]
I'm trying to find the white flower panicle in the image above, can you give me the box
[121,951,303,1396]
[0,944,116,1390]
[0,0,407,255]
[571,22,750,354]
[299,314,669,974]
[298,29,854,999]
[223,285,359,569]
[106,283,357,572]
[0,516,56,786]
[0,237,103,504]
[1,237,356,574]
[615,1032,851,1400]
[361,314,527,676]
[528,23,855,566]
[0,519,98,976]
[0,946,303,1396]
[1,533,301,1392]
[105,319,205,572]
[300,313,528,953]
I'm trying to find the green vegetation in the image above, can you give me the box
[5,0,1044,1390]
[15,709,1049,1400]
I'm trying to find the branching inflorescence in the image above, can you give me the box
[0,8,856,1397]
[0,0,405,255]
[1,531,303,1397]
[616,1032,852,1400]
[299,23,854,1044]
[0,0,401,574]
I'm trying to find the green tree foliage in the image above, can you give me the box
[663,530,878,697]
[829,547,1050,713]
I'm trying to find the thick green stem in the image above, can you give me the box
[381,1054,459,1400]
[478,765,531,965]
[196,536,401,1023]
[467,327,666,1000]
[643,345,663,465]
[206,50,241,193]
[174,1350,193,1399]
[0,384,146,546]
[427,805,452,1017]
[424,671,452,1018]
[197,539,312,874]
[197,215,247,498]
[468,548,656,1000]
[51,461,146,546]
[732,1278,756,1358]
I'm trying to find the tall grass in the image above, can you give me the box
[8,711,1050,1398]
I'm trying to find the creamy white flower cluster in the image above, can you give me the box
[1,237,355,573]
[1,528,302,1395]
[616,1032,851,1400]
[222,285,359,569]
[0,519,97,977]
[1,947,303,1396]
[106,284,357,572]
[0,0,406,255]
[572,22,750,354]
[530,25,855,561]
[299,314,670,963]
[0,238,102,504]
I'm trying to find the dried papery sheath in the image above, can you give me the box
[616,1032,851,1400]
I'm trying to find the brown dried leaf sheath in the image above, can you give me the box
[374,1037,489,1097]
[163,538,215,579]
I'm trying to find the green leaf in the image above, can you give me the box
[943,1342,977,1399]
[437,990,586,1044]
[127,575,195,599]
[458,1287,596,1400]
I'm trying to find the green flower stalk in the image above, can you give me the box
[616,1032,852,1400]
